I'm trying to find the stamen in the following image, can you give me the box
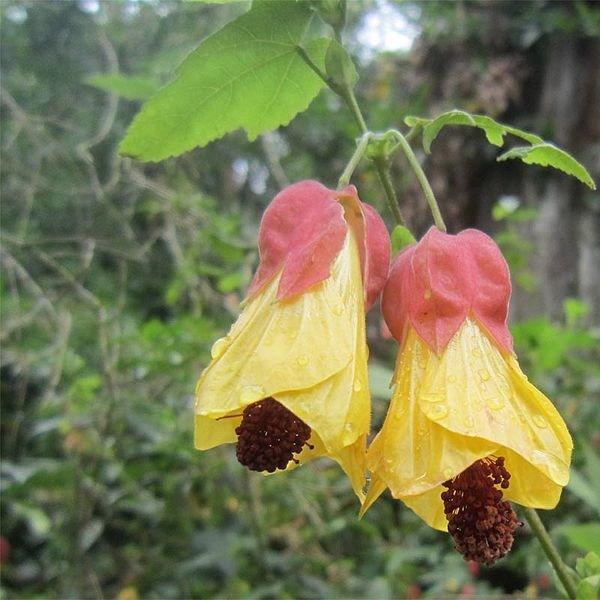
[441,456,522,566]
[235,397,313,473]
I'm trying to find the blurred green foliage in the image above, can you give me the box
[1,1,599,599]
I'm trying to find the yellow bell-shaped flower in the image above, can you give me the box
[195,181,390,500]
[364,227,572,565]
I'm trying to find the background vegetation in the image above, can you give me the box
[1,1,599,598]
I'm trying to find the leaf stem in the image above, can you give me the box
[523,507,578,600]
[337,133,372,189]
[295,45,330,87]
[392,131,446,232]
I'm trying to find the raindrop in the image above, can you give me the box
[353,380,362,392]
[297,355,309,367]
[421,392,444,403]
[210,336,231,359]
[463,416,474,428]
[332,304,344,316]
[478,369,490,381]
[443,467,454,479]
[425,403,448,421]
[533,415,547,429]
[471,347,482,358]
[447,374,457,383]
[486,397,504,411]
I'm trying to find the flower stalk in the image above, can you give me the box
[523,508,578,600]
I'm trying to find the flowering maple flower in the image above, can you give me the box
[363,227,572,564]
[195,181,390,499]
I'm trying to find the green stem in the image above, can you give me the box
[295,45,411,229]
[392,131,446,232]
[523,508,578,600]
[337,133,371,189]
[372,156,405,226]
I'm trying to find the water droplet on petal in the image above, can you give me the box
[210,336,231,359]
[425,403,448,421]
[332,304,344,316]
[471,347,482,358]
[353,380,362,392]
[533,415,547,429]
[240,385,265,404]
[421,392,444,403]
[463,416,474,428]
[486,397,504,411]
[288,329,299,339]
[443,467,454,479]
[385,457,394,466]
[447,374,457,383]
[478,369,490,381]
[345,422,354,434]
[297,355,308,367]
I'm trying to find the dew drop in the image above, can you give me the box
[533,415,547,429]
[332,304,344,316]
[210,336,231,359]
[463,415,474,428]
[288,329,299,339]
[425,403,448,421]
[385,457,394,466]
[421,392,444,403]
[486,396,504,411]
[447,374,457,383]
[471,347,482,358]
[353,380,362,392]
[443,467,454,479]
[478,369,490,381]
[240,384,265,404]
[297,355,309,367]
[345,422,354,434]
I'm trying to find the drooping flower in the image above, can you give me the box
[363,227,572,564]
[195,181,390,499]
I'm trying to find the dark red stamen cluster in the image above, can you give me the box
[441,456,522,566]
[235,397,313,473]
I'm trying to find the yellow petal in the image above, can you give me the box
[417,318,572,506]
[365,327,496,525]
[194,414,240,450]
[195,231,370,491]
[402,487,449,532]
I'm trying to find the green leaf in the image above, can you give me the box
[577,575,600,600]
[405,109,543,154]
[577,552,600,579]
[325,39,357,88]
[558,523,600,554]
[498,143,596,189]
[391,225,416,254]
[85,73,160,101]
[120,1,329,161]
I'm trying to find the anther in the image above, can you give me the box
[235,398,312,473]
[441,456,522,566]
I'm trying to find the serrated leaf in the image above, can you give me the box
[404,109,544,153]
[498,143,596,189]
[85,73,160,101]
[120,1,329,162]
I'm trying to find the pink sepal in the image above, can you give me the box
[382,227,512,354]
[248,181,390,310]
[361,202,391,311]
[248,181,347,301]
